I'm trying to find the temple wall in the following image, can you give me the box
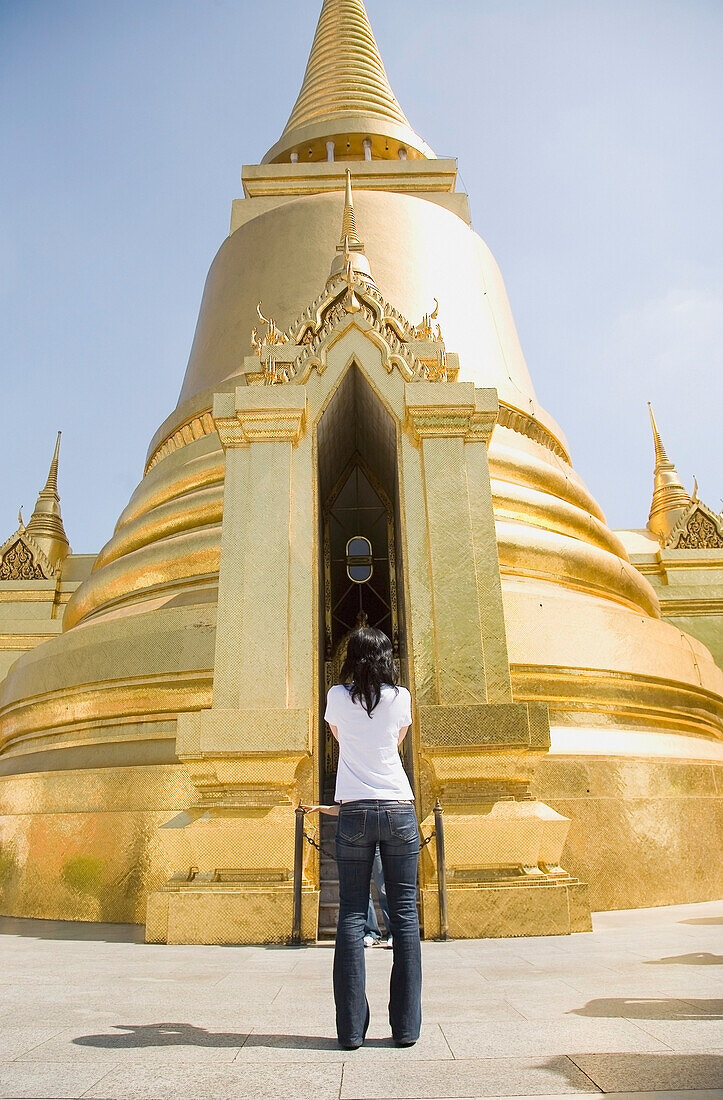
[1,752,721,926]
[533,753,723,912]
[0,764,192,924]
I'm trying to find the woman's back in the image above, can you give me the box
[323,626,421,1051]
[325,683,413,802]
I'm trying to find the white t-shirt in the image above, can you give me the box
[325,683,414,803]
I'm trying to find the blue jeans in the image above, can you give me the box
[334,800,422,1046]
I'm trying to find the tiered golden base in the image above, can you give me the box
[146,879,319,945]
[421,877,591,939]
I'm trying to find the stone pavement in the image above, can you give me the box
[0,900,721,1100]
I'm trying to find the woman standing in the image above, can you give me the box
[324,626,421,1050]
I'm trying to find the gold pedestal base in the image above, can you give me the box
[146,880,319,945]
[421,878,591,939]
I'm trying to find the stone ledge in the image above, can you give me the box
[419,701,551,751]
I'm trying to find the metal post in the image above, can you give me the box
[292,806,305,945]
[433,798,448,941]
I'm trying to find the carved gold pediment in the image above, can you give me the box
[665,501,723,550]
[0,529,54,580]
[245,272,458,388]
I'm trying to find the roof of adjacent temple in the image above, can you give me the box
[263,0,434,164]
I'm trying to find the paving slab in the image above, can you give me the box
[622,1017,723,1051]
[82,1060,343,1099]
[568,1052,723,1093]
[339,1055,599,1098]
[0,1060,112,1100]
[440,1018,670,1059]
[0,1027,69,1061]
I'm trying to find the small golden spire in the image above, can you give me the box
[329,171,374,285]
[340,169,361,249]
[25,431,71,570]
[646,404,691,543]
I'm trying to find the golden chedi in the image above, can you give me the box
[0,0,721,944]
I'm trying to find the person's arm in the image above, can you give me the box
[324,687,338,742]
[397,688,412,745]
[301,804,340,816]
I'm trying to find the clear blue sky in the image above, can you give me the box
[2,0,721,553]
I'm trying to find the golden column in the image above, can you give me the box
[401,383,590,937]
[146,386,319,945]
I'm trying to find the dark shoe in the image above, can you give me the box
[393,1037,418,1047]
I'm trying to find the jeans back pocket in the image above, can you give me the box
[337,809,367,842]
[385,809,419,843]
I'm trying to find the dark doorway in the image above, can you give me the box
[316,366,406,802]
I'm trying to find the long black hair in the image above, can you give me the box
[339,626,398,717]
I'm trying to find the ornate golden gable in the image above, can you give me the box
[666,501,723,550]
[0,529,54,580]
[245,271,456,388]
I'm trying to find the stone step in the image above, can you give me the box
[318,810,338,937]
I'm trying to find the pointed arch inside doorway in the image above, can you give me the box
[316,362,409,800]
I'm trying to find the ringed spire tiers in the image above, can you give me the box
[24,431,71,571]
[647,403,691,542]
[263,0,434,164]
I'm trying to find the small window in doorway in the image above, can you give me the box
[346,536,373,584]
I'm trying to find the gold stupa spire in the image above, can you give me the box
[647,404,691,542]
[329,170,374,285]
[25,431,71,570]
[263,0,434,164]
[340,168,361,246]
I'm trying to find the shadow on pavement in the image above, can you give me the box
[679,915,723,925]
[570,997,722,1020]
[0,916,145,943]
[75,1024,242,1048]
[73,1022,391,1051]
[645,951,723,965]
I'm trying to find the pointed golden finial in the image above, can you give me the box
[691,476,699,503]
[648,402,671,467]
[340,169,361,249]
[25,431,71,570]
[44,430,62,497]
[263,0,433,164]
[329,171,374,286]
[646,404,691,543]
[18,506,25,530]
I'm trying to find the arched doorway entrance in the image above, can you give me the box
[322,459,399,798]
[316,364,409,802]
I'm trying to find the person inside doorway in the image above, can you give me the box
[364,845,392,948]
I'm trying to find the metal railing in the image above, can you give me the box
[292,801,448,943]
[433,798,448,941]
[292,806,305,945]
